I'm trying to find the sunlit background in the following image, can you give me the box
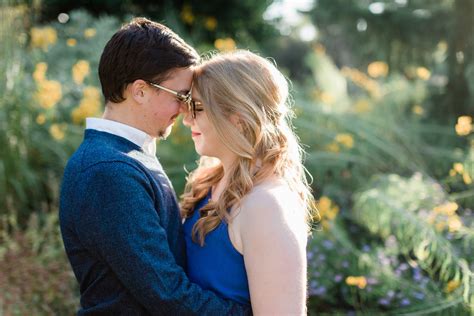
[1,0,473,314]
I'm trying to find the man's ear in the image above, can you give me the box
[129,79,148,104]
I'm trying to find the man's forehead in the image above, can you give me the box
[163,67,194,90]
[166,66,194,79]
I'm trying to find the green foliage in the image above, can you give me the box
[353,174,473,306]
[0,5,82,229]
[0,212,79,315]
[1,2,473,314]
[308,0,474,118]
[299,41,473,313]
[37,0,278,55]
[296,48,470,196]
[307,173,473,314]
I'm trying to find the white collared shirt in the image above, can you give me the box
[86,117,156,156]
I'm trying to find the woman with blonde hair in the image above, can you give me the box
[181,50,315,315]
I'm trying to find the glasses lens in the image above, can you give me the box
[190,101,204,118]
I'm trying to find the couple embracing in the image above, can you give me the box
[60,17,314,316]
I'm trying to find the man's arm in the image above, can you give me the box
[76,161,251,315]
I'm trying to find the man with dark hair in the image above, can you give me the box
[59,18,251,315]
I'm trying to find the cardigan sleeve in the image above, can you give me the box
[75,161,251,315]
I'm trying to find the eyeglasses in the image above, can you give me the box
[147,81,204,119]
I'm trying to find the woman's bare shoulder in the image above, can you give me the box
[235,178,305,228]
[231,177,307,252]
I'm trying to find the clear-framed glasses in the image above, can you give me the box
[147,81,204,119]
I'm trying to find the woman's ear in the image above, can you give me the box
[130,79,148,104]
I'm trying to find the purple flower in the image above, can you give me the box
[308,280,318,295]
[387,290,395,298]
[400,298,411,306]
[380,258,391,266]
[322,239,334,249]
[342,261,349,268]
[399,263,409,271]
[362,244,371,252]
[413,269,423,282]
[378,298,390,306]
[334,274,343,282]
[313,286,327,296]
[367,277,378,285]
[413,292,425,300]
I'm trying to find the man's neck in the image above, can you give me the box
[102,102,144,133]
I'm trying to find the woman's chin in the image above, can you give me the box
[194,146,204,156]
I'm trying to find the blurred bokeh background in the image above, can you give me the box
[1,0,473,314]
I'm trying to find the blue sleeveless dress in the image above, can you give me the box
[183,191,251,305]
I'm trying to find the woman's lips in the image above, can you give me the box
[191,132,201,138]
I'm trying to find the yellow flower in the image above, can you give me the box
[416,67,431,80]
[455,116,472,136]
[433,202,458,216]
[214,38,236,52]
[341,67,381,98]
[181,5,195,24]
[36,114,46,125]
[367,61,389,78]
[33,62,48,82]
[437,41,448,53]
[319,91,334,104]
[72,60,90,85]
[67,38,77,47]
[435,221,446,232]
[445,280,461,293]
[34,80,62,109]
[325,142,340,153]
[354,99,371,113]
[453,163,464,173]
[335,133,354,149]
[72,86,102,124]
[345,276,367,289]
[30,26,57,51]
[83,86,101,99]
[84,28,97,38]
[447,215,462,232]
[426,213,436,225]
[449,169,457,177]
[204,17,217,31]
[412,105,424,115]
[316,196,340,224]
[463,172,472,185]
[49,123,66,140]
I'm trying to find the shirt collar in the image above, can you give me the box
[86,117,156,156]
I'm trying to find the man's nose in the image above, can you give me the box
[182,109,192,127]
[178,102,188,114]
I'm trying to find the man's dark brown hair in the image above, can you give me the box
[98,17,199,103]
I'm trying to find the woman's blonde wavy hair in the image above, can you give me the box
[181,50,316,246]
